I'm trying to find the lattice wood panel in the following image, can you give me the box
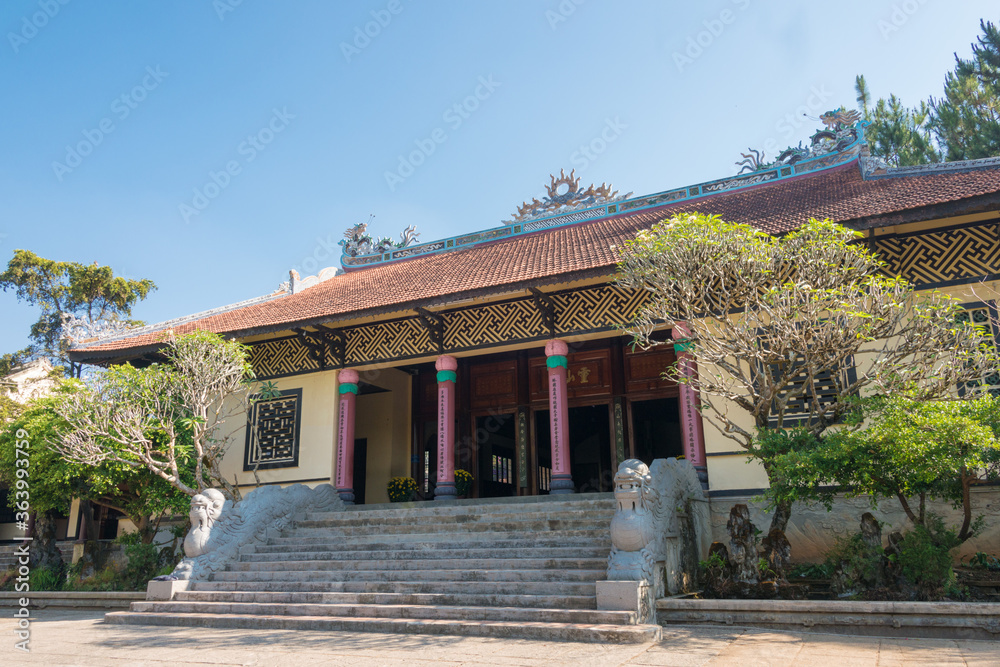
[553,286,650,332]
[443,299,546,349]
[345,317,432,365]
[244,390,301,470]
[876,223,999,286]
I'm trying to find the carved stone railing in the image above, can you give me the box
[147,483,344,600]
[597,458,710,624]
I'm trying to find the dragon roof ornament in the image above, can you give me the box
[510,169,632,222]
[736,108,864,175]
[339,218,419,258]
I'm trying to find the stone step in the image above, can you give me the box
[255,532,609,551]
[306,495,615,520]
[105,610,661,643]
[176,589,598,610]
[297,508,615,527]
[211,568,606,584]
[288,518,610,535]
[130,600,634,625]
[240,538,611,563]
[228,556,608,573]
[189,579,597,596]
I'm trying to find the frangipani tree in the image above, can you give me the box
[54,331,275,500]
[616,213,997,535]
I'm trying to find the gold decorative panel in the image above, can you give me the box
[345,317,432,365]
[876,222,999,287]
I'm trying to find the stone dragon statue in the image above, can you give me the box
[169,483,345,581]
[340,221,419,257]
[607,457,709,597]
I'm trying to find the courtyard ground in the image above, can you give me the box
[1,610,996,666]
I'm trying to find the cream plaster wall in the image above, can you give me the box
[217,369,339,492]
[353,366,412,505]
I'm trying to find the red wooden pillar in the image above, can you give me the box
[673,324,708,489]
[434,355,458,500]
[545,339,574,494]
[335,369,360,504]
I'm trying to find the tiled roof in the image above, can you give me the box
[71,159,1000,359]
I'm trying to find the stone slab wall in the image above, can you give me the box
[708,486,1000,562]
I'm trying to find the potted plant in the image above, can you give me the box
[387,476,418,502]
[454,469,474,498]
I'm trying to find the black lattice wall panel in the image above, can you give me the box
[554,285,650,332]
[244,389,301,470]
[767,357,857,428]
[345,317,432,365]
[444,299,546,349]
[876,222,1000,287]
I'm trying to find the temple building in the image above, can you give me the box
[69,119,1000,516]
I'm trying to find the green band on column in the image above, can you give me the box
[546,355,568,369]
[340,383,358,395]
[436,370,457,383]
[673,340,694,353]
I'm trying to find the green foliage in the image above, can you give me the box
[825,533,884,595]
[29,566,67,592]
[387,476,418,502]
[454,469,474,496]
[856,75,940,166]
[0,379,192,533]
[0,249,156,375]
[964,551,1000,570]
[762,392,1000,543]
[857,21,1000,165]
[891,520,961,598]
[56,331,257,498]
[788,562,832,579]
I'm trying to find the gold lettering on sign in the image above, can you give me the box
[578,366,591,384]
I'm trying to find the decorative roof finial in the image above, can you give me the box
[510,169,631,221]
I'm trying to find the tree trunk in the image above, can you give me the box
[29,510,66,576]
[769,499,792,534]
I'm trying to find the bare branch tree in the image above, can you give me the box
[53,331,257,500]
[616,213,998,534]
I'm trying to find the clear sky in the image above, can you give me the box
[0,1,996,355]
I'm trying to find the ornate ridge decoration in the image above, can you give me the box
[339,218,420,258]
[60,313,138,347]
[335,118,872,272]
[510,169,632,222]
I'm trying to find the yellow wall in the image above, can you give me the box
[218,369,339,491]
[353,366,412,504]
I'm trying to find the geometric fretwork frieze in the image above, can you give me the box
[876,222,999,287]
[247,284,651,379]
[244,389,302,470]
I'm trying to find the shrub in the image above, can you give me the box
[454,469,474,496]
[964,552,1000,571]
[387,477,418,502]
[29,565,66,591]
[891,521,961,599]
[825,534,883,596]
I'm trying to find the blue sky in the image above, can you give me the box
[0,1,996,355]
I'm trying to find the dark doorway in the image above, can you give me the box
[534,405,613,493]
[631,398,683,464]
[352,438,367,505]
[476,413,516,498]
[534,410,553,495]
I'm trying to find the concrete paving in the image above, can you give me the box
[2,610,998,666]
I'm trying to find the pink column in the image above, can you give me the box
[672,325,708,489]
[545,339,574,494]
[335,369,360,504]
[434,355,458,501]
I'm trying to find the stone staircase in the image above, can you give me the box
[105,494,661,642]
